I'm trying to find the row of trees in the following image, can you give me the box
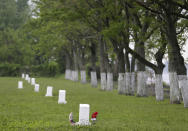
[0,0,188,106]
[31,0,188,105]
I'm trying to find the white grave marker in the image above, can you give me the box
[34,84,40,92]
[78,104,91,125]
[25,74,29,80]
[45,86,53,96]
[31,78,35,85]
[18,81,23,89]
[22,73,25,79]
[27,77,31,83]
[58,90,67,104]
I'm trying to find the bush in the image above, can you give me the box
[46,61,60,76]
[0,63,21,76]
[0,61,60,77]
[30,61,60,77]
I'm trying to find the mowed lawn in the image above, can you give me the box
[0,76,188,131]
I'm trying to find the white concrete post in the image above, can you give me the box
[18,81,23,89]
[58,90,67,104]
[31,78,35,85]
[34,84,40,92]
[27,77,31,83]
[22,73,25,79]
[78,104,91,125]
[25,74,29,81]
[45,86,53,96]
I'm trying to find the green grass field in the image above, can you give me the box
[0,76,188,131]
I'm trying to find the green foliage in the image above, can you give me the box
[0,63,21,76]
[0,0,32,72]
[46,61,60,77]
[30,61,60,77]
[0,77,188,130]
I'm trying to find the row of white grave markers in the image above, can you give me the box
[45,86,67,104]
[19,73,91,125]
[21,73,39,92]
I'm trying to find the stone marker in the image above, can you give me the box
[27,77,31,83]
[45,86,53,96]
[22,73,25,79]
[31,78,35,85]
[78,104,91,125]
[18,81,23,89]
[34,84,40,92]
[58,90,67,104]
[25,74,29,81]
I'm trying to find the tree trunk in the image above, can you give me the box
[71,70,74,81]
[130,72,136,95]
[136,42,147,97]
[90,41,98,87]
[131,56,135,72]
[179,79,188,108]
[136,42,145,72]
[125,72,131,95]
[169,72,181,104]
[166,3,187,76]
[124,51,132,95]
[106,55,113,91]
[107,72,113,91]
[117,49,126,94]
[155,74,164,101]
[73,48,79,82]
[125,51,130,72]
[100,73,107,90]
[65,51,73,80]
[99,36,107,90]
[118,73,125,94]
[130,45,136,95]
[137,71,147,97]
[91,71,97,87]
[178,75,187,104]
[165,12,186,104]
[78,46,87,84]
[80,70,87,84]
